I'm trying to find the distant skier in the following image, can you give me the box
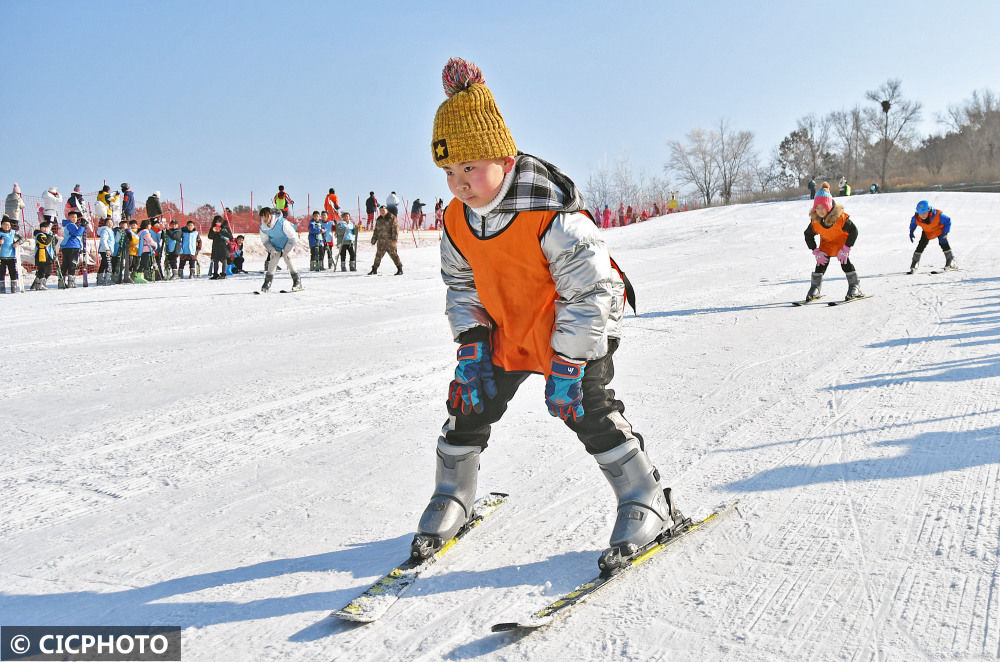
[802,182,864,302]
[410,57,680,575]
[59,211,88,288]
[908,200,957,273]
[324,188,341,220]
[179,220,200,279]
[30,220,57,290]
[207,216,232,280]
[808,177,816,199]
[120,183,135,221]
[336,211,358,271]
[272,185,294,219]
[0,217,24,293]
[258,207,301,293]
[4,183,25,228]
[308,211,325,271]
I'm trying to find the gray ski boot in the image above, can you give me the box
[411,440,481,560]
[805,272,823,301]
[908,250,922,274]
[260,274,273,293]
[596,439,685,574]
[290,272,303,291]
[943,249,957,270]
[68,275,76,288]
[845,271,864,300]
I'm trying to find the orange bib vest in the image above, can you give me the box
[915,210,944,239]
[445,203,559,375]
[444,203,634,375]
[811,212,850,256]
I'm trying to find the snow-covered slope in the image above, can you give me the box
[2,192,998,661]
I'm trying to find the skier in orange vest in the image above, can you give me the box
[908,200,957,273]
[411,57,683,575]
[802,182,864,302]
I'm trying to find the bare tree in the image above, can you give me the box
[584,165,614,211]
[612,158,641,206]
[796,114,833,177]
[864,79,922,190]
[829,106,869,186]
[667,128,719,206]
[714,119,757,204]
[941,88,1000,176]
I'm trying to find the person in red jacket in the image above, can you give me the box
[324,188,340,220]
[802,182,864,302]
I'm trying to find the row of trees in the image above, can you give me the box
[588,81,1000,210]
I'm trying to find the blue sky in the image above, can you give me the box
[3,0,998,212]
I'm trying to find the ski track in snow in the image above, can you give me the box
[1,192,999,661]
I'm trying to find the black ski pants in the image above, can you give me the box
[915,232,951,253]
[1,258,17,285]
[61,248,80,276]
[443,338,638,455]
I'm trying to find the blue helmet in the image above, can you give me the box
[915,200,931,214]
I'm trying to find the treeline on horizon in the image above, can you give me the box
[585,80,1000,210]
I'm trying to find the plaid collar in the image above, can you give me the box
[491,153,586,215]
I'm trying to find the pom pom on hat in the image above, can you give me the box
[431,57,517,168]
[442,58,485,98]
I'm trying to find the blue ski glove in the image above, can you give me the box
[545,355,585,421]
[909,228,915,242]
[448,341,498,415]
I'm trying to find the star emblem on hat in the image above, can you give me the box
[433,139,449,161]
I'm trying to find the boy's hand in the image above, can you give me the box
[448,341,497,415]
[545,355,585,421]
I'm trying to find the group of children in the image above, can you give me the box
[802,181,959,303]
[307,209,360,272]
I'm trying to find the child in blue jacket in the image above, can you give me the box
[60,211,88,288]
[308,211,325,271]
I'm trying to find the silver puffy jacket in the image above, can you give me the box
[441,156,625,363]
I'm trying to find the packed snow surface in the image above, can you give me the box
[2,192,998,661]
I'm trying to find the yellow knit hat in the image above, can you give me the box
[431,58,517,167]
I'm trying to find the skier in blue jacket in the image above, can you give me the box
[337,212,358,272]
[308,211,325,271]
[179,220,200,279]
[258,207,301,293]
[60,211,88,288]
[121,183,135,221]
[0,217,24,293]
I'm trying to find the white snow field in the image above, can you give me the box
[1,191,998,662]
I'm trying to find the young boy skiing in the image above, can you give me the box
[258,207,301,293]
[0,218,24,293]
[802,183,864,302]
[908,200,957,273]
[410,57,681,574]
